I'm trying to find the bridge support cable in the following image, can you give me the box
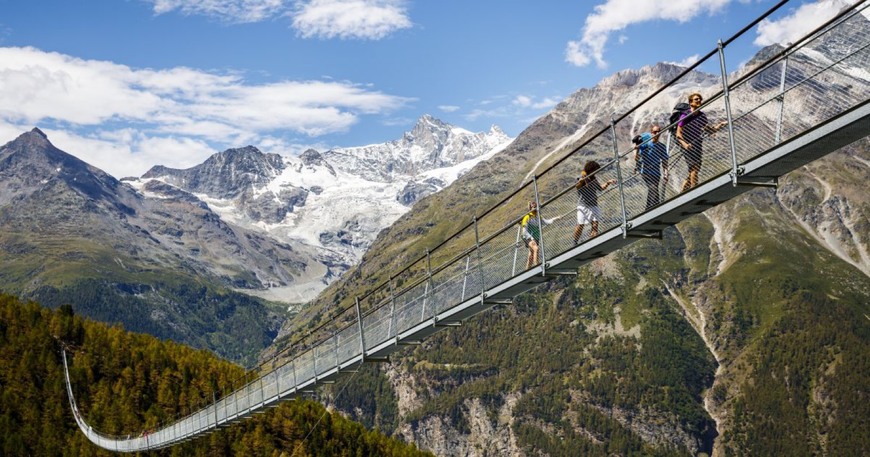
[532,175,547,275]
[718,39,741,186]
[611,115,630,238]
[62,3,870,451]
[474,216,484,299]
[775,55,789,146]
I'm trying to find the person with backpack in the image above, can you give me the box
[675,93,727,191]
[521,200,554,269]
[573,160,617,244]
[634,125,669,210]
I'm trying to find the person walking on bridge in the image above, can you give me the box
[573,160,616,244]
[521,201,554,270]
[676,93,727,191]
[635,125,669,210]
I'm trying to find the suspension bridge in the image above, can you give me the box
[63,1,870,452]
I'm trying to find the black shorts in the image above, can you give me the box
[685,143,703,170]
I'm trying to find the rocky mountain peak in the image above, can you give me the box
[410,114,449,136]
[1,127,114,184]
[489,125,507,136]
[297,148,336,177]
[3,127,53,153]
[300,148,326,166]
[141,145,285,199]
[597,62,700,91]
[600,68,642,88]
[209,145,283,174]
[324,115,511,183]
[29,127,49,140]
[0,127,130,219]
[401,114,449,148]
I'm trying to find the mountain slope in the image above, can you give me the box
[274,24,870,456]
[0,129,315,365]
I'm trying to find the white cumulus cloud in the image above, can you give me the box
[754,0,859,47]
[0,46,411,177]
[566,0,731,68]
[0,47,409,137]
[290,0,412,40]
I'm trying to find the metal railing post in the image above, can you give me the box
[215,395,228,428]
[213,392,218,428]
[718,40,739,184]
[664,132,673,200]
[610,116,629,237]
[532,175,547,274]
[355,298,366,359]
[461,255,471,300]
[511,226,521,276]
[312,350,319,385]
[291,360,298,394]
[334,329,340,371]
[387,275,397,339]
[420,281,429,321]
[259,376,264,409]
[233,388,239,420]
[421,249,431,320]
[775,55,789,145]
[474,217,484,296]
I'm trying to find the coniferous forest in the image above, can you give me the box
[0,293,430,456]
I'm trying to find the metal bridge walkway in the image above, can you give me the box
[63,2,870,452]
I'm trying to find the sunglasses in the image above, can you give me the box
[691,97,703,102]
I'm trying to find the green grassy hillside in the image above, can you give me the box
[0,231,283,366]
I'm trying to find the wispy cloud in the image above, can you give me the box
[754,0,856,47]
[665,53,701,68]
[464,93,560,123]
[0,24,10,44]
[147,0,286,23]
[0,46,411,177]
[566,0,731,69]
[290,0,412,40]
[513,95,560,110]
[144,0,413,40]
[438,105,460,113]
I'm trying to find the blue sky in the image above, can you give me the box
[0,0,855,177]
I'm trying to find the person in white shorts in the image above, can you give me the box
[573,160,616,244]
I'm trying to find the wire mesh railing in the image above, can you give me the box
[63,1,870,451]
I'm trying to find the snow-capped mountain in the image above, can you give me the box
[324,114,510,181]
[126,115,513,302]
